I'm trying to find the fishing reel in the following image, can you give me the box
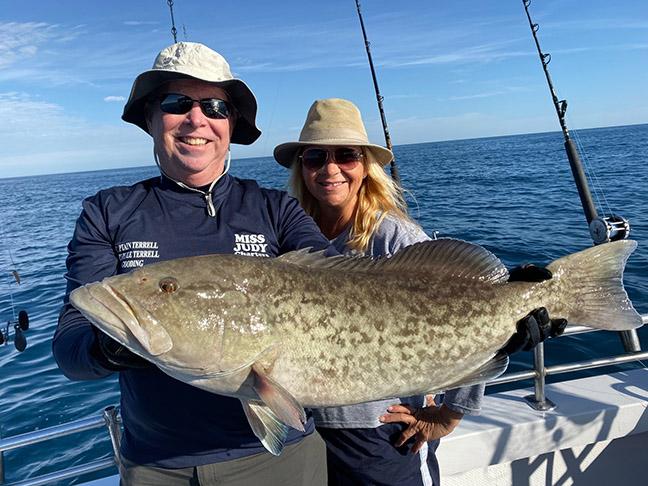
[1,310,29,352]
[589,215,631,245]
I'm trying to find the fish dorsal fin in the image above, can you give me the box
[379,239,509,282]
[278,239,509,283]
[277,248,378,272]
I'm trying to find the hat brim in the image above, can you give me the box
[273,139,394,168]
[122,70,261,145]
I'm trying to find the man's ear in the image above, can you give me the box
[144,105,153,132]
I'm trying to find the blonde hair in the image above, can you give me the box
[289,149,414,253]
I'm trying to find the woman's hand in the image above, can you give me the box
[379,402,464,454]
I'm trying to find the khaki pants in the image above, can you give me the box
[119,432,327,486]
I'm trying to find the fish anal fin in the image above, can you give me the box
[252,364,306,432]
[432,352,509,393]
[241,399,290,456]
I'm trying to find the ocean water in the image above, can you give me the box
[0,124,646,484]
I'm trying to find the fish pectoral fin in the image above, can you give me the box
[251,364,306,432]
[436,352,510,391]
[241,399,291,456]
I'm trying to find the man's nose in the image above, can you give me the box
[184,103,206,126]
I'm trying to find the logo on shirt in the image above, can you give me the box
[233,233,270,257]
[117,241,160,270]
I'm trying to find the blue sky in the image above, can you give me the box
[1,0,646,177]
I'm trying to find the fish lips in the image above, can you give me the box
[70,283,172,356]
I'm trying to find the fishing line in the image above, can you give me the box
[260,70,285,162]
[0,222,19,321]
[567,116,615,218]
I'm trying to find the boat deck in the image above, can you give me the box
[439,368,648,485]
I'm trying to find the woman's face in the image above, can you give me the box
[147,79,234,187]
[301,145,367,212]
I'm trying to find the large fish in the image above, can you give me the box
[70,239,641,454]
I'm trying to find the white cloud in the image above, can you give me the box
[0,92,150,177]
[123,21,160,26]
[0,21,156,87]
[104,95,126,102]
[0,22,80,69]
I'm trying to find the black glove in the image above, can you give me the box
[501,307,568,355]
[90,326,153,371]
[502,264,568,354]
[508,264,553,283]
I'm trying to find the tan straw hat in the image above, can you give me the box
[122,42,261,145]
[273,98,393,168]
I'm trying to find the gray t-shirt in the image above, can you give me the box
[312,214,484,428]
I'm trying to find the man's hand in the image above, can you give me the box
[90,327,153,371]
[379,403,463,454]
[503,264,567,354]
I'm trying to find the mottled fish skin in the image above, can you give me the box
[70,239,640,408]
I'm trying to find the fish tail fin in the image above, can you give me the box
[547,240,641,331]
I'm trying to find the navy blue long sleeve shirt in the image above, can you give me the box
[53,173,332,467]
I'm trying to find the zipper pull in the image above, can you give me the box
[204,192,216,217]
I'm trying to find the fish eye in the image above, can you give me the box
[159,277,179,293]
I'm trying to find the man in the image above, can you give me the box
[52,42,330,485]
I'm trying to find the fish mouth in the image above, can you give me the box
[70,283,137,335]
[70,282,171,356]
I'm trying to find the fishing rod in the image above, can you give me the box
[354,0,401,186]
[522,0,638,352]
[0,244,30,352]
[522,0,630,244]
[167,0,178,43]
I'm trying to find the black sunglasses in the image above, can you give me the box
[159,93,232,119]
[299,147,364,171]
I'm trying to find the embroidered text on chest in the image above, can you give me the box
[117,241,160,269]
[233,233,269,257]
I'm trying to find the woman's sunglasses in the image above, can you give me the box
[299,147,364,171]
[159,93,232,120]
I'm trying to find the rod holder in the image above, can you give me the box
[524,342,557,411]
[103,406,122,467]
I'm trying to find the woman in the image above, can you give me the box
[274,98,484,486]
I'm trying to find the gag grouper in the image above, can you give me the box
[70,238,641,455]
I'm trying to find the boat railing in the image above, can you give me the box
[1,314,646,485]
[0,407,121,486]
[490,314,648,410]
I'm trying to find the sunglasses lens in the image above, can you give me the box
[160,94,231,119]
[334,148,363,167]
[301,149,329,170]
[160,94,192,114]
[200,99,230,119]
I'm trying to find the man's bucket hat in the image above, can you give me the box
[273,98,393,168]
[122,42,261,145]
